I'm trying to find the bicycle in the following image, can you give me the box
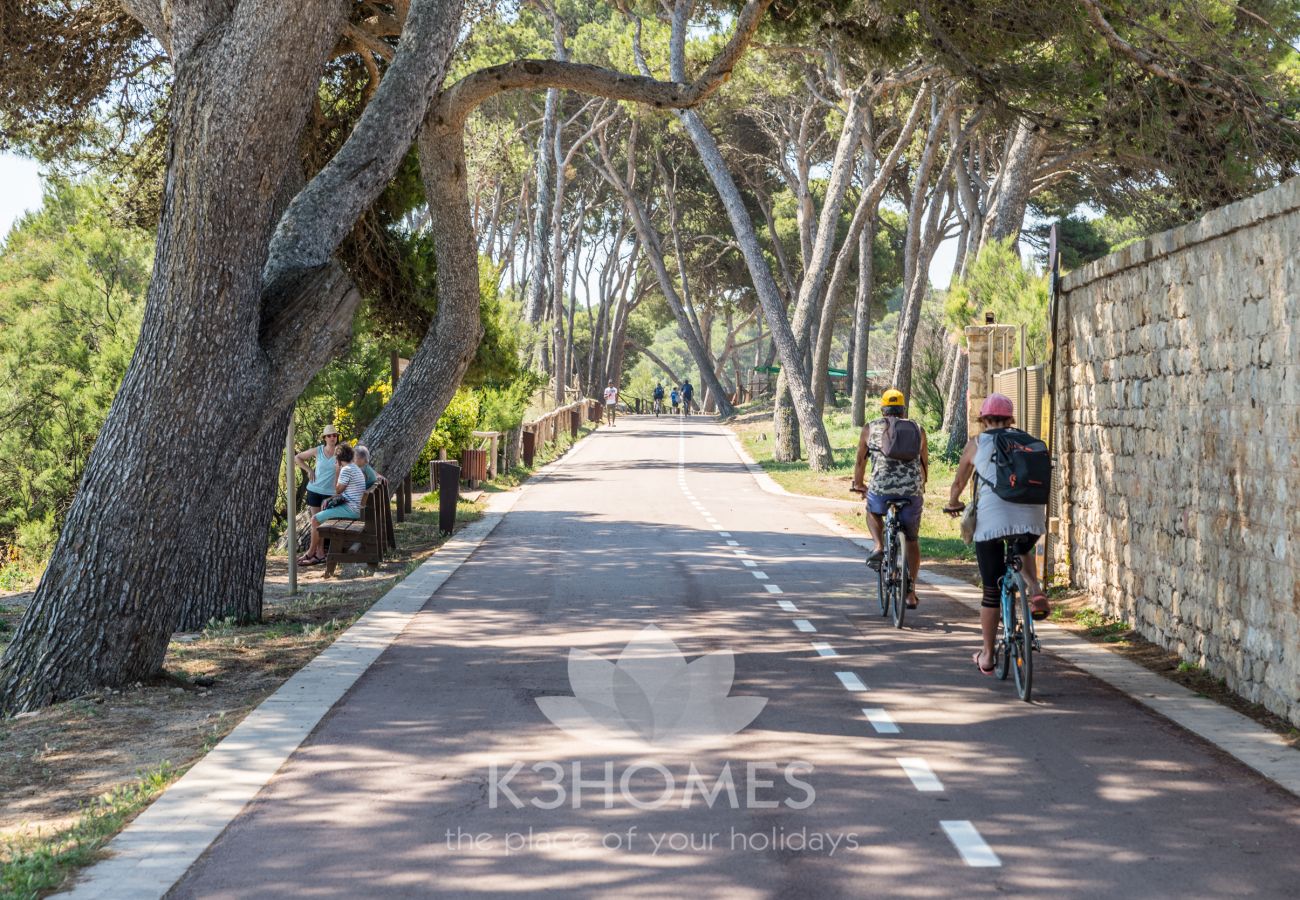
[653,397,663,416]
[995,541,1039,701]
[851,489,908,628]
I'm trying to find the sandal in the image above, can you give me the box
[973,650,995,675]
[295,554,314,566]
[1029,593,1050,620]
[300,555,327,566]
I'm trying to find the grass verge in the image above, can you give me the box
[728,406,974,562]
[1,764,175,900]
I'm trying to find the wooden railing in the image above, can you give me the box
[521,399,599,467]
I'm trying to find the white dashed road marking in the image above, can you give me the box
[861,708,899,734]
[897,758,943,792]
[777,600,798,612]
[811,642,838,657]
[793,619,816,633]
[941,821,1001,867]
[764,584,783,594]
[835,672,867,692]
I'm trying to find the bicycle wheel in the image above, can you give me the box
[1013,584,1034,701]
[877,565,888,617]
[995,581,1012,681]
[891,533,907,629]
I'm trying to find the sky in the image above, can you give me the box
[0,153,44,241]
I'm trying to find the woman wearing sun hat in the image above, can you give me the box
[944,393,1048,675]
[293,424,343,561]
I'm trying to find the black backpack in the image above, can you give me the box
[979,428,1051,504]
[880,417,922,461]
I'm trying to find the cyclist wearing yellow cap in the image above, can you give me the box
[851,388,929,608]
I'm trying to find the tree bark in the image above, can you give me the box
[595,128,734,417]
[850,220,874,427]
[0,0,360,711]
[359,111,484,482]
[675,107,832,468]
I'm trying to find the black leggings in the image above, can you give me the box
[974,534,1040,608]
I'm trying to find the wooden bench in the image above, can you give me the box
[318,481,396,577]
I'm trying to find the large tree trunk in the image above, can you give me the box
[360,115,484,481]
[943,349,969,457]
[524,90,559,327]
[677,108,831,466]
[981,118,1044,246]
[850,221,874,427]
[0,0,358,711]
[176,408,291,631]
[596,131,734,417]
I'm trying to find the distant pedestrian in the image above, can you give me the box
[603,381,619,426]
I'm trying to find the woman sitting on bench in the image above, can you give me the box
[299,444,365,566]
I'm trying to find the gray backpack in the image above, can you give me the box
[880,417,922,461]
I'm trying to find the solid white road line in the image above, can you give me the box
[793,619,816,633]
[896,757,944,792]
[777,600,799,612]
[764,584,783,594]
[861,708,899,734]
[811,642,838,657]
[940,821,1001,867]
[835,672,867,692]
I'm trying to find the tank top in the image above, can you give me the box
[308,445,338,495]
[972,431,1046,542]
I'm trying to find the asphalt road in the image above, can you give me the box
[171,415,1300,899]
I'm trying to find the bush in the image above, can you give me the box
[477,377,537,433]
[413,389,480,481]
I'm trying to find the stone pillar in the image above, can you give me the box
[964,324,1017,437]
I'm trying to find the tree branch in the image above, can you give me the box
[438,0,773,128]
[262,0,463,296]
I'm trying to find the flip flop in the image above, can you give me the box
[300,555,327,566]
[973,650,995,675]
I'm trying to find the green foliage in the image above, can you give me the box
[945,238,1050,361]
[413,389,481,480]
[477,377,539,433]
[1029,214,1151,271]
[0,179,151,567]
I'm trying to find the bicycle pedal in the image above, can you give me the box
[1032,637,1042,652]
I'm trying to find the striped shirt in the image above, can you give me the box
[337,463,366,514]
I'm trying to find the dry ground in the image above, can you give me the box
[0,496,480,848]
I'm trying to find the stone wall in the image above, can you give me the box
[1058,177,1300,726]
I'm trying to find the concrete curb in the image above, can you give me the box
[719,427,858,508]
[803,512,1300,799]
[59,427,603,899]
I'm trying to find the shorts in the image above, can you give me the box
[314,505,360,523]
[866,492,922,541]
[305,489,331,509]
[975,533,1041,606]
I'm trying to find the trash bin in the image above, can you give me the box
[436,460,460,535]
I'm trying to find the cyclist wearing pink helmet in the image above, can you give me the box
[944,393,1048,674]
